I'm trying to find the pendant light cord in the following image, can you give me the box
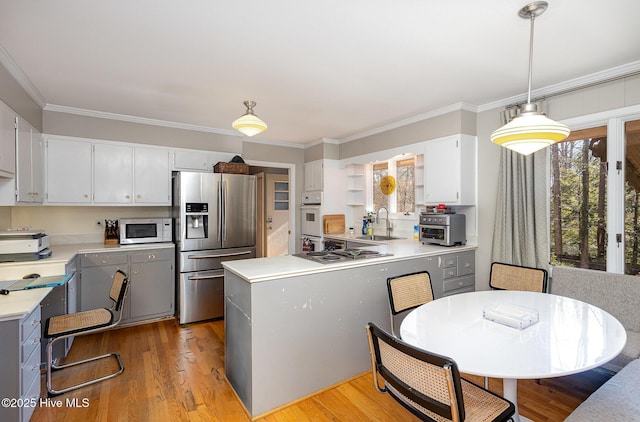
[526,13,535,105]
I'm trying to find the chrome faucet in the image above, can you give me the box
[376,206,392,238]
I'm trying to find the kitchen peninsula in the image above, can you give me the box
[222,238,476,418]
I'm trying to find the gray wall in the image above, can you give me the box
[0,61,42,131]
[43,110,241,153]
[303,139,340,162]
[339,109,476,160]
[304,142,323,162]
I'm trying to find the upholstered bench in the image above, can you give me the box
[564,358,640,421]
[550,266,640,372]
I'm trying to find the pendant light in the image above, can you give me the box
[491,1,569,155]
[232,100,267,137]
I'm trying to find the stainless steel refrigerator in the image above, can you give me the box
[173,171,256,324]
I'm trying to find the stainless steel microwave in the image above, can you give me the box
[119,218,172,244]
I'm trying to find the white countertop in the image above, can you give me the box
[223,237,476,283]
[0,287,52,322]
[0,241,175,321]
[0,242,175,279]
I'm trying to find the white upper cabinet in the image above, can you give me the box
[0,101,16,178]
[46,136,173,206]
[304,160,323,191]
[171,148,237,172]
[94,143,134,204]
[172,148,210,171]
[133,146,170,204]
[16,118,44,203]
[424,135,476,205]
[46,137,92,203]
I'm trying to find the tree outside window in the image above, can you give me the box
[550,119,640,274]
[396,158,415,213]
[371,157,416,214]
[372,163,388,212]
[550,128,607,271]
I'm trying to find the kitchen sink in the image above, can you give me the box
[355,235,404,241]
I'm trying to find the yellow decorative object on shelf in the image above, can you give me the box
[379,175,396,195]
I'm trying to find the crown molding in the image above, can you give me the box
[242,137,306,149]
[44,103,306,149]
[43,103,240,135]
[339,102,478,143]
[304,137,341,148]
[0,45,47,107]
[477,60,640,113]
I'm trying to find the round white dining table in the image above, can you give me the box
[400,290,627,422]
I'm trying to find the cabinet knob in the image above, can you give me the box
[84,194,89,198]
[149,254,156,260]
[125,195,130,199]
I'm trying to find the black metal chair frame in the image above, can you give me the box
[44,269,129,396]
[489,261,549,293]
[366,322,515,422]
[386,270,434,337]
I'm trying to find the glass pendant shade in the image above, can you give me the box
[232,100,267,137]
[492,1,570,155]
[491,109,570,155]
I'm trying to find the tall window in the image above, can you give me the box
[396,158,415,213]
[370,157,416,214]
[372,163,388,211]
[624,119,640,274]
[550,127,607,270]
[550,118,640,274]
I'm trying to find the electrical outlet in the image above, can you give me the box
[95,220,103,231]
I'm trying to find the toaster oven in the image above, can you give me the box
[419,213,466,246]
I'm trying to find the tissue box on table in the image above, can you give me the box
[483,304,539,330]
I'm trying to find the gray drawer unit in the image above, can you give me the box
[427,250,476,298]
[0,305,41,422]
[81,252,129,267]
[443,274,475,295]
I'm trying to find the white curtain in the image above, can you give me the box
[491,148,549,269]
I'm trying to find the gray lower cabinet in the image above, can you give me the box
[79,246,175,325]
[0,305,41,422]
[129,249,174,322]
[424,250,475,298]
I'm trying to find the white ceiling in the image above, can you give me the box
[0,0,639,146]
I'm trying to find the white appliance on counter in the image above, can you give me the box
[119,218,172,244]
[300,190,323,252]
[0,230,51,262]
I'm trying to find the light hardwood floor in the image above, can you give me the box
[32,319,610,421]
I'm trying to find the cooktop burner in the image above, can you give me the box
[293,249,393,264]
[307,251,330,257]
[321,255,343,261]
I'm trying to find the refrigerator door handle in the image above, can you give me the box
[187,274,224,281]
[217,180,223,242]
[222,179,228,241]
[187,251,252,259]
